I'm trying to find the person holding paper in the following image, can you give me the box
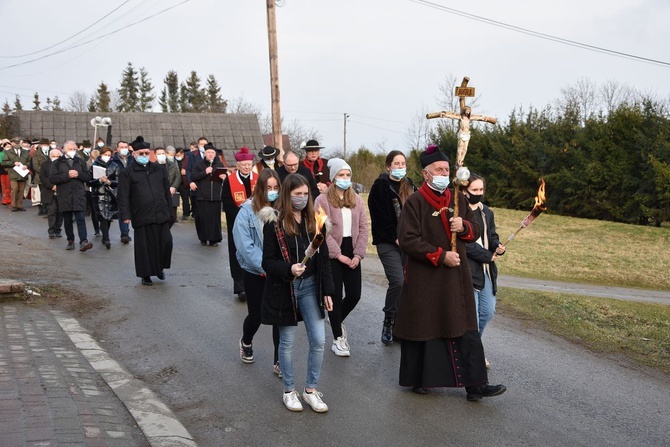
[1,138,31,211]
[88,146,121,249]
[190,144,227,246]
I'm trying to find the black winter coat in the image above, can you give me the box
[368,173,416,245]
[191,157,224,201]
[260,210,335,326]
[48,155,91,212]
[88,158,121,221]
[39,158,56,205]
[465,204,503,295]
[117,162,172,228]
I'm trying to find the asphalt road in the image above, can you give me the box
[2,204,669,447]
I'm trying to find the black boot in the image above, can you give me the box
[381,317,394,345]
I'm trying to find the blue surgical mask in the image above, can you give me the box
[83,148,91,156]
[391,168,406,180]
[429,174,450,192]
[267,190,279,202]
[335,179,352,190]
[119,148,129,157]
[137,155,150,166]
[291,195,308,211]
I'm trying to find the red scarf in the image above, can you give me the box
[302,157,324,179]
[418,183,453,242]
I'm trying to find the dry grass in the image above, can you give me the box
[498,288,670,375]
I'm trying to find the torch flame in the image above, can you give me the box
[533,179,547,211]
[314,206,328,234]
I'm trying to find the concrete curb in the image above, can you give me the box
[52,311,198,447]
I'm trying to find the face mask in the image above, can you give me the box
[267,190,279,202]
[97,142,104,148]
[335,179,352,190]
[41,146,49,155]
[167,155,175,162]
[264,158,275,165]
[51,157,59,162]
[156,154,167,164]
[137,155,150,166]
[467,193,483,205]
[83,148,91,156]
[66,150,77,159]
[291,195,308,211]
[101,155,111,163]
[429,174,450,192]
[175,156,183,161]
[391,168,406,180]
[198,146,205,153]
[50,144,57,149]
[119,148,129,157]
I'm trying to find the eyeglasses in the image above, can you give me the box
[136,151,150,156]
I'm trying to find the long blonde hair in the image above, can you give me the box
[326,181,356,208]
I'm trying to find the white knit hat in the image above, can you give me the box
[327,158,352,182]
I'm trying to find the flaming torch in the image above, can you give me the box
[301,206,329,266]
[504,179,547,246]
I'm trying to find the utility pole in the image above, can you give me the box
[266,0,283,158]
[343,113,350,159]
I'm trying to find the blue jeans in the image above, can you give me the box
[474,273,496,336]
[278,276,325,392]
[118,219,130,237]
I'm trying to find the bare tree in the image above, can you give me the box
[437,73,481,131]
[557,77,598,123]
[67,90,89,112]
[599,79,634,115]
[227,94,263,115]
[405,106,432,151]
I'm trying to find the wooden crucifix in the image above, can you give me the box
[426,77,497,169]
[425,77,497,251]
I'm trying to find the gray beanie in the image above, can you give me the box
[327,158,352,182]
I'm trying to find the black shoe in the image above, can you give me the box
[381,318,394,345]
[79,240,93,252]
[141,277,153,286]
[103,240,111,249]
[55,232,63,238]
[48,232,55,239]
[466,384,507,401]
[412,386,429,394]
[94,232,101,237]
[237,292,247,302]
[181,215,189,221]
[66,241,75,250]
[209,242,219,247]
[157,271,165,280]
[17,208,26,211]
[10,207,17,212]
[120,235,130,244]
[200,241,207,246]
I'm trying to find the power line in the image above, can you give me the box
[350,120,406,135]
[409,0,670,68]
[0,0,190,72]
[0,0,134,59]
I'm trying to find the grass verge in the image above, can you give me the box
[498,288,670,375]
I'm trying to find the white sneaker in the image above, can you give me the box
[302,389,328,413]
[331,337,350,357]
[282,390,303,412]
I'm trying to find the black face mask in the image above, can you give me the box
[467,193,483,205]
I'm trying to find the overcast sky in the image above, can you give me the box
[1,0,669,155]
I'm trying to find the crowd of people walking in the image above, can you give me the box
[1,135,506,412]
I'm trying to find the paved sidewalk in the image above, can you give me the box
[0,298,196,447]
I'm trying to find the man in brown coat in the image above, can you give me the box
[1,138,31,211]
[394,144,506,401]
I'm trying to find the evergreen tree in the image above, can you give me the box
[14,94,23,111]
[205,74,227,113]
[88,97,97,112]
[180,71,206,113]
[159,70,180,113]
[2,100,11,114]
[138,67,155,112]
[52,96,62,111]
[96,82,112,112]
[118,62,139,112]
[32,92,41,111]
[45,97,53,111]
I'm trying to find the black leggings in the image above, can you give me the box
[328,237,362,339]
[242,271,279,363]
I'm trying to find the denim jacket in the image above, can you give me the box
[233,200,265,276]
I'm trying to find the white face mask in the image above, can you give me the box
[101,155,111,163]
[156,154,167,164]
[175,156,183,161]
[50,144,57,149]
[167,155,175,162]
[97,142,104,148]
[119,148,129,157]
[66,150,77,158]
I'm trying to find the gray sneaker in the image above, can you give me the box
[302,389,328,413]
[282,390,303,412]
